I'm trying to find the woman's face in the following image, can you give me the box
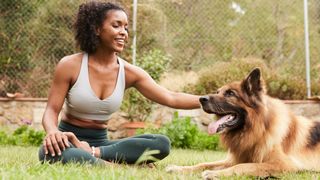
[97,10,129,53]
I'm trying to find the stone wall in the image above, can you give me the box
[0,98,319,137]
[0,98,47,130]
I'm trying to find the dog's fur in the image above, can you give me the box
[166,68,320,179]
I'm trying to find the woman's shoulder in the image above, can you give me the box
[121,58,145,75]
[59,53,83,65]
[119,56,151,85]
[56,53,83,70]
[53,53,84,80]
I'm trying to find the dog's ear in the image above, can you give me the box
[241,68,266,97]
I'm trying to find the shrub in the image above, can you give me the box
[184,58,320,99]
[0,126,45,146]
[121,88,152,121]
[137,112,221,151]
[121,49,171,121]
[267,74,307,99]
[136,49,171,81]
[184,58,269,95]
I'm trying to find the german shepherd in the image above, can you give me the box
[166,68,320,179]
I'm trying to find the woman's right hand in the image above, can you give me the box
[43,130,70,156]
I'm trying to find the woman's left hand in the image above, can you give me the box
[63,132,92,154]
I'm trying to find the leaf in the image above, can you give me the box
[134,149,160,165]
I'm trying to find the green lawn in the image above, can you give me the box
[0,146,319,180]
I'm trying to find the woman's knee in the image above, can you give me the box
[38,145,96,164]
[38,145,63,163]
[154,134,171,158]
[61,148,96,164]
[38,145,45,162]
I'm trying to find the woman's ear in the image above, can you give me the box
[95,27,101,36]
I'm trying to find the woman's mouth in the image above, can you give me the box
[115,38,125,45]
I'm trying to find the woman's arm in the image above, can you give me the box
[125,64,201,109]
[42,55,79,156]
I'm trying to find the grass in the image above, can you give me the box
[0,146,319,180]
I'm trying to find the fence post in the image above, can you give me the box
[303,0,311,98]
[132,0,138,65]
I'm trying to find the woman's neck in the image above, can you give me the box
[89,49,118,66]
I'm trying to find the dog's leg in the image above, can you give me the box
[166,159,232,173]
[202,162,295,179]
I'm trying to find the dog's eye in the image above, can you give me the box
[225,90,236,97]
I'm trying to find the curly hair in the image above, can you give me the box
[73,1,126,53]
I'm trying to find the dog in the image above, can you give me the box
[166,68,320,179]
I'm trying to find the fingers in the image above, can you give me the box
[55,133,65,152]
[64,132,82,148]
[79,141,92,153]
[62,133,70,148]
[63,132,73,139]
[50,134,60,156]
[45,136,56,156]
[65,132,81,147]
[80,141,89,146]
[43,131,71,156]
[43,139,48,155]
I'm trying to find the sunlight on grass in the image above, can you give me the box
[0,146,319,179]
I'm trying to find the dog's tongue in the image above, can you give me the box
[208,114,234,134]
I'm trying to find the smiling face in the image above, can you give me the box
[97,10,129,53]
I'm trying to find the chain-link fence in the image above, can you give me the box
[0,0,319,98]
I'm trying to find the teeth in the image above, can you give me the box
[116,39,124,44]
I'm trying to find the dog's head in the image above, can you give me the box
[200,67,266,134]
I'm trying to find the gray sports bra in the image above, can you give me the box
[64,53,125,121]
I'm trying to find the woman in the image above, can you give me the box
[38,1,201,165]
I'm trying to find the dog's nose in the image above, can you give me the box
[199,96,209,103]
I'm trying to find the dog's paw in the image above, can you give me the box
[165,164,184,173]
[202,170,219,180]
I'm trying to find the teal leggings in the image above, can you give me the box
[38,121,171,165]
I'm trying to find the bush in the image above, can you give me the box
[184,58,269,95]
[121,49,171,121]
[121,88,153,121]
[136,49,171,81]
[0,126,45,146]
[184,58,320,99]
[267,74,307,99]
[137,112,221,151]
